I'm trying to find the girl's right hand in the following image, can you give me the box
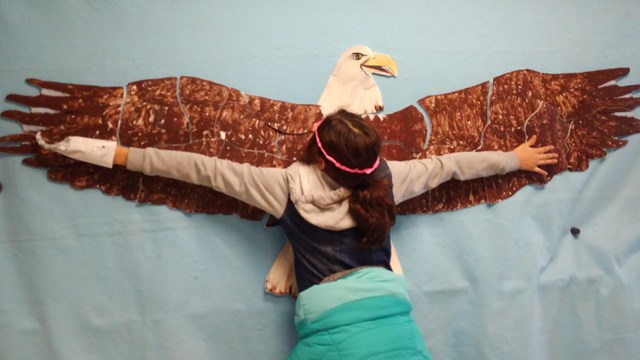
[513,135,558,177]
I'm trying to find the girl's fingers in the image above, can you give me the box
[536,145,555,153]
[534,167,548,176]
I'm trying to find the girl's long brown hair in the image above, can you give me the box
[302,110,396,247]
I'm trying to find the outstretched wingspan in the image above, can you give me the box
[1,49,639,220]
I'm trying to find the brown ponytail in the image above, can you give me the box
[302,110,396,247]
[349,177,396,247]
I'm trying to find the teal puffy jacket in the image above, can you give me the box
[289,268,431,360]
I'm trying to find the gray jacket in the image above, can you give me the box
[126,148,520,230]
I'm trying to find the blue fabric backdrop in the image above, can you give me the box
[1,1,639,359]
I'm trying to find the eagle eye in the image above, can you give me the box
[352,52,364,61]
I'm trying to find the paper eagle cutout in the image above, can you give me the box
[2,45,640,296]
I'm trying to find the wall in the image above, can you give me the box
[1,1,639,359]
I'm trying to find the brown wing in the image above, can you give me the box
[2,69,638,218]
[370,68,640,214]
[0,77,321,220]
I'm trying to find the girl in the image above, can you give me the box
[38,109,557,359]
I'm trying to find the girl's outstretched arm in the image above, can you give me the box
[36,135,290,217]
[388,137,557,204]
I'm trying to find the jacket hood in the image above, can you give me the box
[286,162,356,231]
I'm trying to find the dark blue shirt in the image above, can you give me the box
[279,160,394,292]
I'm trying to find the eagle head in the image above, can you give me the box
[317,45,398,116]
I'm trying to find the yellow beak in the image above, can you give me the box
[362,53,398,77]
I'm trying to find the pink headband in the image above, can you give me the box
[314,127,380,175]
